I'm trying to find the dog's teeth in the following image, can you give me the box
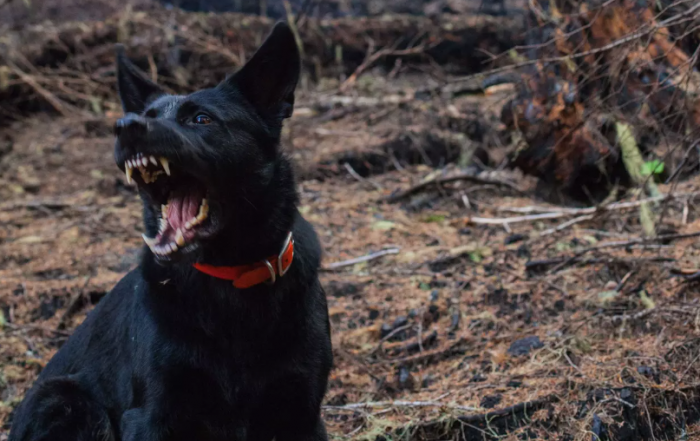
[125,168,133,184]
[196,199,209,222]
[159,218,167,233]
[161,204,168,219]
[159,157,170,176]
[142,234,156,246]
[175,229,185,246]
[169,242,177,253]
[150,156,158,166]
[141,157,148,167]
[184,220,192,230]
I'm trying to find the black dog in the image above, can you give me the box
[9,22,332,441]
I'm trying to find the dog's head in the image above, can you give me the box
[114,23,299,264]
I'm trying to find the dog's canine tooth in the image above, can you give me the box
[196,199,209,222]
[159,157,171,176]
[161,204,168,219]
[150,156,158,166]
[169,243,178,253]
[142,234,156,246]
[159,218,167,233]
[125,167,133,184]
[175,229,185,246]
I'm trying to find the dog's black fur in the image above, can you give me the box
[9,23,332,441]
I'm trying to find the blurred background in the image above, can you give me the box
[1,0,700,439]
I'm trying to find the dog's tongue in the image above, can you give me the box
[167,187,204,232]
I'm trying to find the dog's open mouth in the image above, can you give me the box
[123,152,212,259]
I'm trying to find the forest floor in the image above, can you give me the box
[2,74,700,440]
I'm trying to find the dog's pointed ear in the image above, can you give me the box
[116,44,164,114]
[219,22,300,120]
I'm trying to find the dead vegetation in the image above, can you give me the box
[2,0,700,440]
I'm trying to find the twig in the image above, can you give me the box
[526,256,674,273]
[387,172,522,203]
[666,139,700,184]
[500,191,700,215]
[599,397,636,409]
[343,162,383,191]
[5,60,69,116]
[322,248,400,271]
[455,397,554,424]
[607,308,658,324]
[540,214,595,235]
[325,400,479,413]
[340,43,432,92]
[473,192,700,226]
[0,198,73,211]
[468,212,567,225]
[368,324,412,356]
[3,322,72,337]
[546,232,700,274]
[283,0,305,58]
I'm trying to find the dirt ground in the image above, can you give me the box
[2,0,700,438]
[2,74,700,440]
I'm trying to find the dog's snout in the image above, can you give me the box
[114,114,148,137]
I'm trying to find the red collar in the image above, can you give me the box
[193,232,294,289]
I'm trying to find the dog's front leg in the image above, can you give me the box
[120,408,168,441]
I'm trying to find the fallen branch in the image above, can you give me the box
[540,214,595,235]
[322,248,400,271]
[545,232,700,274]
[468,212,567,225]
[343,162,383,191]
[368,324,412,356]
[3,322,72,337]
[0,199,73,211]
[526,256,675,273]
[387,173,522,203]
[456,397,554,424]
[471,191,700,226]
[340,43,433,92]
[508,192,700,214]
[5,60,70,116]
[325,399,479,413]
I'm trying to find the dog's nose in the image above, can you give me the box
[114,114,148,137]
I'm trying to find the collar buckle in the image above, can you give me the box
[263,259,276,285]
[277,231,294,277]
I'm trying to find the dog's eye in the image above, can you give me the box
[193,114,212,125]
